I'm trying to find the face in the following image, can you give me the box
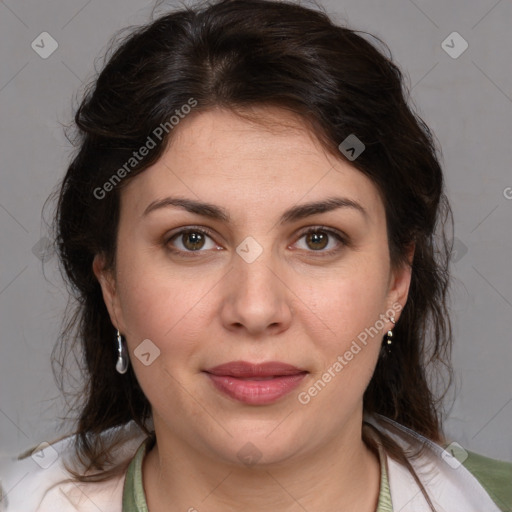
[94,107,411,466]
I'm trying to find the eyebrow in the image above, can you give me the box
[142,196,367,224]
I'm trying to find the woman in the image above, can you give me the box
[1,0,510,510]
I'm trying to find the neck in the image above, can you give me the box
[142,411,381,512]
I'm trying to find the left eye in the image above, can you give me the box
[294,228,345,253]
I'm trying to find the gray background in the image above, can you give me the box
[1,0,511,463]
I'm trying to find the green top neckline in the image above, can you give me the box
[122,436,393,511]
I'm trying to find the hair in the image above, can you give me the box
[50,0,453,508]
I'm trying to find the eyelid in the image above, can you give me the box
[166,225,216,239]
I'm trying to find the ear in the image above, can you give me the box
[92,253,125,333]
[386,244,415,319]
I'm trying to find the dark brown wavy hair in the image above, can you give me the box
[50,0,453,508]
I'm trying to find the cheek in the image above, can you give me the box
[114,240,210,352]
[302,263,391,347]
[296,274,388,415]
[119,270,211,347]
[115,263,214,411]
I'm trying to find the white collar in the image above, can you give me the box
[365,414,502,511]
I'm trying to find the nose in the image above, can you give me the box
[219,245,293,337]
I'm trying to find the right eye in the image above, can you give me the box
[166,227,223,255]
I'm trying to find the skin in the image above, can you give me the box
[93,107,412,512]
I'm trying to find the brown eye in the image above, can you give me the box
[167,228,219,253]
[181,231,206,251]
[305,231,329,251]
[293,227,346,255]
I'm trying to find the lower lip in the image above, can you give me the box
[205,372,307,405]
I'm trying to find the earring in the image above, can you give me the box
[383,317,395,355]
[116,330,129,374]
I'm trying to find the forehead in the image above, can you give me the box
[166,106,334,175]
[120,107,383,222]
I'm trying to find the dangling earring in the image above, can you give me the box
[116,330,129,374]
[383,317,395,355]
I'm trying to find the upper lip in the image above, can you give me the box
[204,360,307,377]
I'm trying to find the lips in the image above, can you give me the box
[203,361,308,405]
[204,360,307,378]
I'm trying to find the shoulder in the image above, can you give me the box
[0,422,147,512]
[365,414,512,512]
[462,449,512,512]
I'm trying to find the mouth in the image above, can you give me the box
[204,360,307,377]
[203,360,308,405]
[234,376,288,381]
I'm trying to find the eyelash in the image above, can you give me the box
[164,225,348,258]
